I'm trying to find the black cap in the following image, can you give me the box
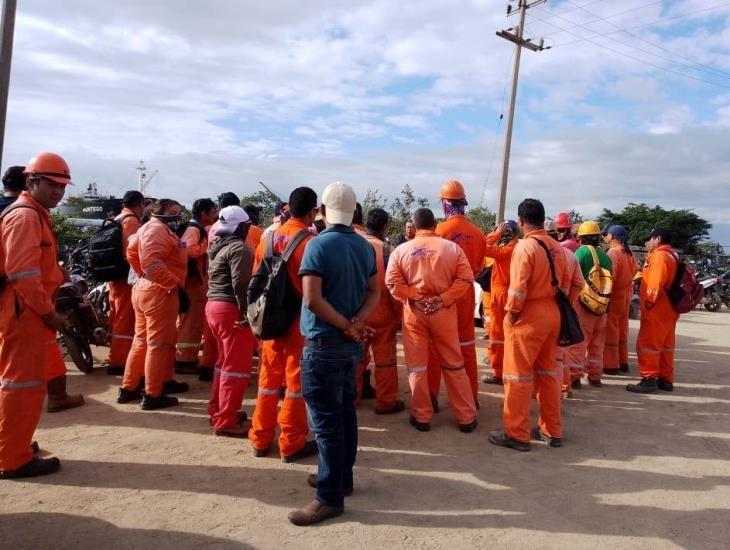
[646,227,671,243]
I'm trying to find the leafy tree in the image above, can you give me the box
[362,188,386,214]
[62,196,93,208]
[467,206,496,233]
[238,190,280,227]
[52,213,90,255]
[596,203,711,250]
[568,209,583,224]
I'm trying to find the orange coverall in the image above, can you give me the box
[637,245,679,382]
[503,229,568,442]
[386,230,477,425]
[176,223,210,364]
[122,219,187,397]
[245,224,263,252]
[0,192,64,471]
[429,215,485,399]
[356,233,401,410]
[108,208,140,368]
[604,244,638,372]
[556,248,584,396]
[483,231,517,379]
[249,218,313,457]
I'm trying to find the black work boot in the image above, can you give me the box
[409,415,431,432]
[459,418,478,433]
[140,393,179,410]
[0,457,61,479]
[117,387,143,404]
[619,363,630,373]
[198,365,214,382]
[603,368,621,376]
[488,429,530,452]
[657,378,674,392]
[163,379,189,394]
[281,440,319,463]
[571,378,582,390]
[626,377,658,394]
[361,370,376,399]
[531,427,562,448]
[588,379,602,388]
[481,374,503,385]
[174,361,199,375]
[430,394,439,413]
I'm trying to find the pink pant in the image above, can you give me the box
[205,301,256,430]
[569,306,607,382]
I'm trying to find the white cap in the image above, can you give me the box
[217,205,249,235]
[322,181,356,226]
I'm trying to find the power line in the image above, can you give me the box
[536,4,730,83]
[526,0,607,22]
[537,0,666,37]
[556,1,730,47]
[562,0,730,80]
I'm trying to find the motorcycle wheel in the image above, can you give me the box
[704,297,722,312]
[59,329,95,374]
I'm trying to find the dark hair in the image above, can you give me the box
[289,187,317,218]
[192,198,216,220]
[243,204,262,225]
[122,190,145,209]
[580,235,600,247]
[412,208,435,230]
[352,202,363,226]
[366,208,389,232]
[151,199,180,216]
[217,192,240,208]
[517,198,545,227]
[2,166,26,192]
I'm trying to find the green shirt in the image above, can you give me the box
[575,245,612,279]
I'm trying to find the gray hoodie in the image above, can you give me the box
[207,235,254,313]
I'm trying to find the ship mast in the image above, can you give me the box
[136,160,158,195]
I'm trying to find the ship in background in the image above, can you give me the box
[55,161,158,225]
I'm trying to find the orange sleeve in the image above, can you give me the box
[484,239,516,261]
[484,231,500,247]
[141,231,185,289]
[126,233,142,277]
[644,251,673,304]
[506,241,533,313]
[181,225,206,259]
[121,216,140,256]
[384,249,422,303]
[439,247,475,307]
[253,233,267,273]
[1,210,54,317]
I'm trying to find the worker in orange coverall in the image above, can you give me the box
[117,199,188,410]
[249,187,320,463]
[602,225,638,375]
[243,204,264,251]
[106,190,144,375]
[0,152,73,478]
[175,198,218,376]
[355,207,404,414]
[386,208,477,433]
[481,220,519,385]
[545,219,584,399]
[427,180,485,410]
[489,199,568,452]
[627,228,679,394]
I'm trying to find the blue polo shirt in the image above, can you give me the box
[299,225,376,340]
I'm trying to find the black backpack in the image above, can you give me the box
[88,215,135,282]
[247,230,310,340]
[177,220,208,284]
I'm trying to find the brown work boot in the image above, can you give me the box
[288,500,344,526]
[46,376,85,413]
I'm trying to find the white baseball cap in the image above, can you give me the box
[322,181,357,226]
[217,205,250,235]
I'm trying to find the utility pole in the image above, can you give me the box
[0,0,16,169]
[495,0,549,223]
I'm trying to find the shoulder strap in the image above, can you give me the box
[281,230,311,262]
[531,237,559,288]
[0,203,42,224]
[188,219,208,240]
[588,245,601,269]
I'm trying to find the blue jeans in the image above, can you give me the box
[300,341,362,507]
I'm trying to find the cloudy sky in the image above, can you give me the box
[5,0,730,242]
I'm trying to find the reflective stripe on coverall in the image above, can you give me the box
[122,219,187,397]
[556,248,584,396]
[249,219,313,457]
[0,192,64,471]
[356,234,401,410]
[503,229,568,442]
[176,223,210,363]
[604,244,638,371]
[108,208,140,367]
[428,215,485,399]
[386,230,476,425]
[637,245,679,382]
[483,230,517,378]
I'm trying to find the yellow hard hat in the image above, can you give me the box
[577,220,601,237]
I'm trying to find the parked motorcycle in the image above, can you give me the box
[55,274,109,374]
[698,271,723,312]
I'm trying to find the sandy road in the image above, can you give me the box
[1,309,729,549]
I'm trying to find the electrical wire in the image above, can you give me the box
[536,0,666,37]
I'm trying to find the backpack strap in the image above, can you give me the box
[281,230,311,262]
[531,237,559,288]
[0,203,43,225]
[588,245,601,270]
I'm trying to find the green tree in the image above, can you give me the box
[467,206,496,233]
[386,184,430,243]
[596,203,711,250]
[52,213,89,254]
[361,188,386,215]
[238,190,280,227]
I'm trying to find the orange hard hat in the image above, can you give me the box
[439,179,466,200]
[24,152,72,185]
[555,212,571,229]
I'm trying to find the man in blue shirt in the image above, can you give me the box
[288,182,379,526]
[0,166,26,214]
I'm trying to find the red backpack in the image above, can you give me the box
[666,253,704,314]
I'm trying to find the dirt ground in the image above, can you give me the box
[1,309,729,549]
